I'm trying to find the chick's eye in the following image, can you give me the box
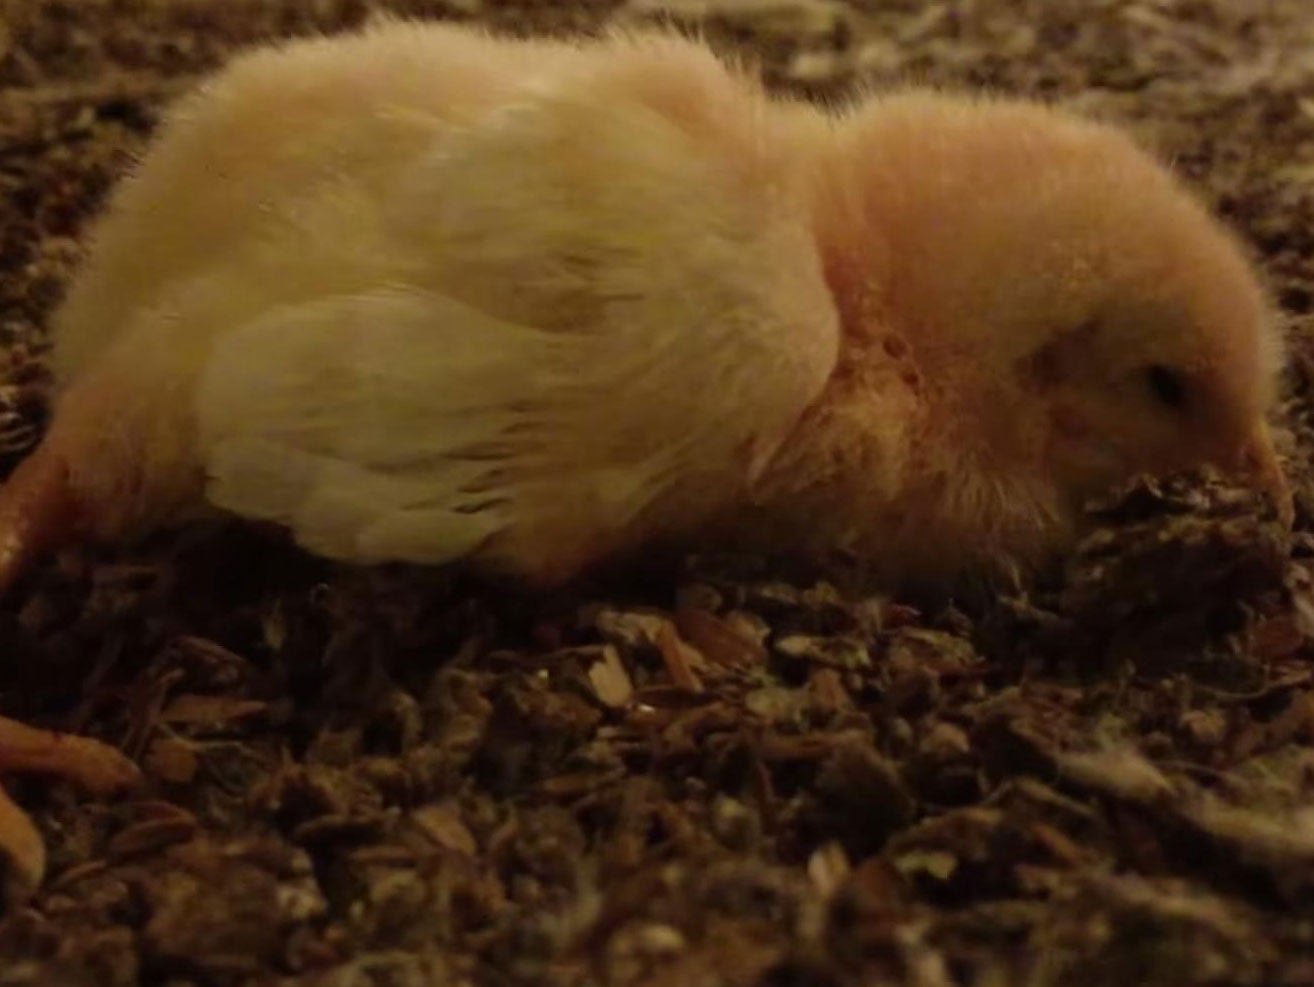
[1146,364,1186,409]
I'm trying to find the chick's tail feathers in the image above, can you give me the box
[0,439,78,598]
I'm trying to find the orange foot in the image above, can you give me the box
[0,439,126,902]
[0,717,141,902]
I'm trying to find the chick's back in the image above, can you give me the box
[53,25,573,374]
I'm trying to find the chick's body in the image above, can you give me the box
[39,20,1286,590]
[47,23,847,584]
[0,19,1293,900]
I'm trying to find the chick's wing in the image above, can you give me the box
[194,81,838,575]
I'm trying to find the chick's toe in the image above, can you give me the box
[0,780,44,903]
[0,715,141,902]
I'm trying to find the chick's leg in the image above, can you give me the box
[0,438,76,598]
[0,442,140,899]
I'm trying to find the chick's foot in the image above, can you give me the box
[0,715,141,902]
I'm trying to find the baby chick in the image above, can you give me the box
[0,21,1291,892]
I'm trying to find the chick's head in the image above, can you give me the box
[821,92,1289,539]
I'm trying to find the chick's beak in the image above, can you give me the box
[1230,422,1294,529]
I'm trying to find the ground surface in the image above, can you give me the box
[2,1,1314,985]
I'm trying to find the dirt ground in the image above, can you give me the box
[2,1,1314,985]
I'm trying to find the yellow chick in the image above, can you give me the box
[0,20,1292,893]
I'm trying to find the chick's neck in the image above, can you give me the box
[798,147,1070,576]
